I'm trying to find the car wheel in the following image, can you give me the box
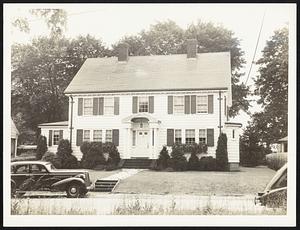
[66,183,82,198]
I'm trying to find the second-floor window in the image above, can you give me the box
[174,96,184,114]
[196,95,208,113]
[83,98,93,115]
[138,96,149,112]
[104,97,114,115]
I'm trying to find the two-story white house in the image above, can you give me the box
[39,39,242,171]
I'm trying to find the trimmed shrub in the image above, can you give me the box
[265,153,287,171]
[105,143,121,166]
[41,151,56,163]
[157,147,170,170]
[36,135,48,160]
[199,156,216,171]
[187,152,199,170]
[171,143,207,154]
[81,142,105,169]
[169,146,187,171]
[216,133,228,171]
[55,139,78,169]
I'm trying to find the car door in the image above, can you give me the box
[11,164,31,190]
[29,164,51,191]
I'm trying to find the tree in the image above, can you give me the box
[215,133,228,171]
[36,135,47,160]
[113,20,249,116]
[157,146,170,170]
[253,27,288,145]
[56,139,78,169]
[11,35,110,133]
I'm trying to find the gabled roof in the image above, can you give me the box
[38,121,68,127]
[64,52,232,103]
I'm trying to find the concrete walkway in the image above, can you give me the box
[100,168,147,181]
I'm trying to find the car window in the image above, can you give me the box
[15,165,29,174]
[31,164,47,173]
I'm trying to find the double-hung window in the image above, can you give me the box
[104,97,114,115]
[138,96,149,112]
[196,95,208,113]
[93,130,102,142]
[83,98,93,115]
[105,130,112,143]
[53,130,61,145]
[174,96,184,114]
[83,130,90,142]
[199,129,206,144]
[175,129,182,144]
[185,129,195,144]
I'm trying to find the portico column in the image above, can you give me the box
[127,128,131,159]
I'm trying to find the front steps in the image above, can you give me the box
[94,180,119,192]
[122,159,154,169]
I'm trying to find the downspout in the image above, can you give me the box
[218,91,222,135]
[69,95,74,147]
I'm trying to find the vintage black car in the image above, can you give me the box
[255,163,287,208]
[11,161,93,198]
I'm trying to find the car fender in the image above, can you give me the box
[51,177,85,190]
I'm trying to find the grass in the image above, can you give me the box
[114,166,275,195]
[11,197,286,215]
[112,198,286,215]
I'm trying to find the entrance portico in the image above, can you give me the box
[122,113,161,159]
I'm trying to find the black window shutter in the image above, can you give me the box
[99,97,104,115]
[93,98,99,115]
[132,96,138,113]
[149,96,154,113]
[168,96,173,114]
[167,129,174,146]
[48,130,52,146]
[208,95,214,114]
[78,98,83,116]
[114,97,120,115]
[207,129,214,146]
[59,130,63,140]
[184,95,191,114]
[191,95,196,114]
[76,129,83,146]
[112,129,119,146]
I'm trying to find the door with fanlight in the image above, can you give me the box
[132,130,150,158]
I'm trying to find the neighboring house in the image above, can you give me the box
[277,136,288,153]
[39,39,242,170]
[11,119,19,157]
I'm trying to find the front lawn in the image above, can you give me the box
[114,166,275,195]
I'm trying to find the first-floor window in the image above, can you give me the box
[175,129,182,144]
[83,130,90,142]
[185,129,195,144]
[199,129,206,144]
[93,130,102,142]
[105,130,112,143]
[53,130,60,145]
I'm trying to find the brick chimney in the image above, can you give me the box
[186,39,197,59]
[118,43,129,62]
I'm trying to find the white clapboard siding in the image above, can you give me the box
[69,90,230,160]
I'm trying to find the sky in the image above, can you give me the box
[6,3,295,129]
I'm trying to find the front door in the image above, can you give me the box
[132,130,150,158]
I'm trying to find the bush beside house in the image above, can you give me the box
[265,152,287,171]
[36,135,48,160]
[215,133,228,171]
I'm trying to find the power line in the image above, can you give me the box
[244,9,266,86]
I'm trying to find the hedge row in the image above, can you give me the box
[265,152,287,171]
